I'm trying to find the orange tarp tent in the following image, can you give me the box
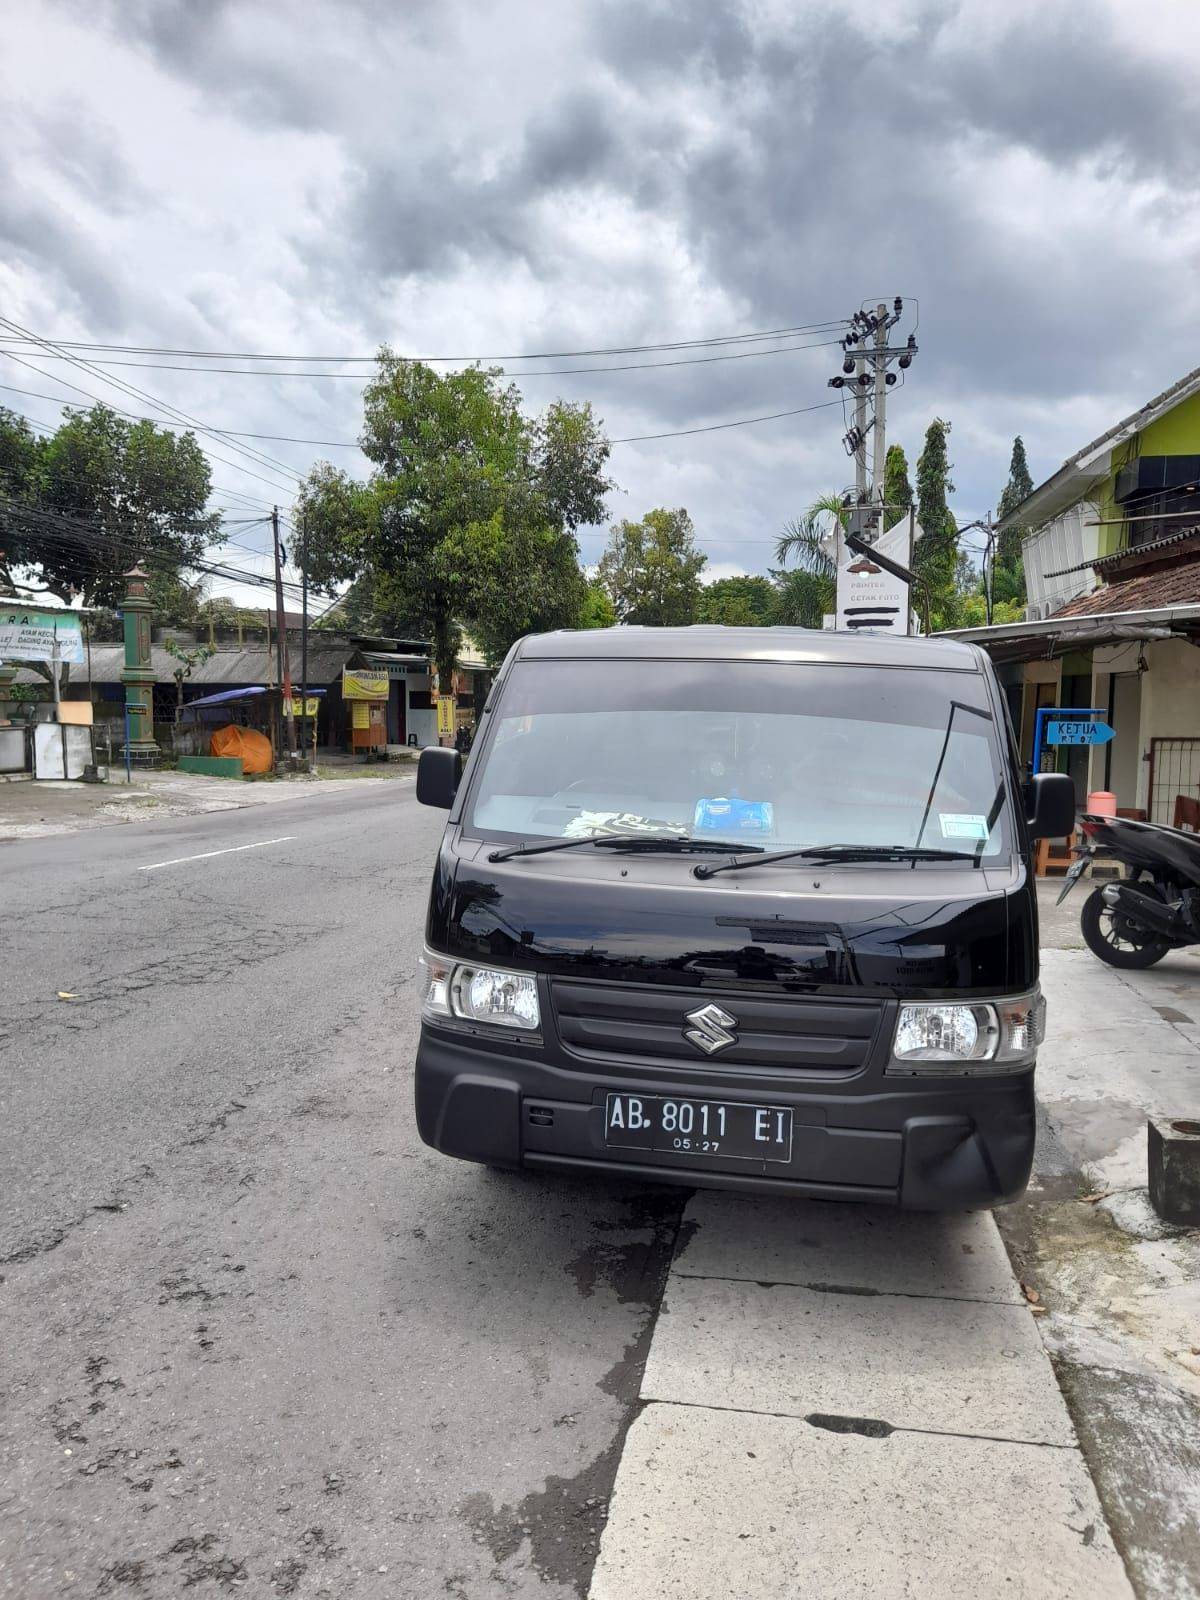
[210,724,273,776]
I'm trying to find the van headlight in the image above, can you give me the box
[419,949,540,1032]
[888,989,1044,1075]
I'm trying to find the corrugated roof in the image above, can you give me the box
[1092,526,1200,571]
[10,641,355,687]
[1052,556,1200,618]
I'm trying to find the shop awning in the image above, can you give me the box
[943,603,1200,664]
[186,685,326,709]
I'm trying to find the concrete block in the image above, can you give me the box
[177,754,244,778]
[672,1191,1022,1303]
[642,1274,1076,1445]
[1148,1116,1200,1226]
[590,1404,1133,1600]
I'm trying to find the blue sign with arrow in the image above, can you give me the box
[1046,719,1115,747]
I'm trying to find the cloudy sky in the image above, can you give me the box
[4,0,1200,606]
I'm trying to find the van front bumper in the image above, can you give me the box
[414,1029,1036,1211]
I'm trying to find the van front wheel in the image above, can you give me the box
[1080,884,1171,969]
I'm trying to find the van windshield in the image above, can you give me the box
[466,658,1013,860]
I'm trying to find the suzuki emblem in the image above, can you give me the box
[684,1003,739,1056]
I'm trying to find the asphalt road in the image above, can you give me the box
[0,784,685,1599]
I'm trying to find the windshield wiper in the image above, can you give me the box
[693,843,981,879]
[488,833,764,864]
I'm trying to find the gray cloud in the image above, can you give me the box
[14,0,1200,579]
[0,150,131,328]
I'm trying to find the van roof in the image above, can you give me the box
[516,626,983,670]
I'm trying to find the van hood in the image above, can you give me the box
[428,837,1035,999]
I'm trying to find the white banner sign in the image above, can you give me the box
[836,520,916,635]
[0,606,85,664]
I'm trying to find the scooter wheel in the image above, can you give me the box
[1080,884,1171,969]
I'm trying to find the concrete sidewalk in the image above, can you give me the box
[592,1193,1131,1600]
[999,943,1200,1600]
[591,936,1200,1599]
[0,763,415,841]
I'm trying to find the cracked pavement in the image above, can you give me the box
[0,786,684,1598]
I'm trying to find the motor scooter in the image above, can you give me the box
[1058,813,1200,968]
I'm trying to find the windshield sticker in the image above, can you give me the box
[939,813,990,841]
[694,797,775,834]
[562,811,687,839]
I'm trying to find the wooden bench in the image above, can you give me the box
[1174,794,1200,832]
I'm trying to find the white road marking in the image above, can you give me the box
[138,836,297,872]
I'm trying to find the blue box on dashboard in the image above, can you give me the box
[693,796,775,835]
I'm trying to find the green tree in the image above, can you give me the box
[883,444,913,531]
[443,510,587,665]
[914,419,959,630]
[772,493,841,626]
[994,435,1033,604]
[776,494,844,572]
[164,637,217,719]
[696,574,777,626]
[0,408,41,596]
[958,593,1025,627]
[297,356,612,685]
[597,507,705,626]
[579,579,616,629]
[770,567,833,629]
[0,404,221,606]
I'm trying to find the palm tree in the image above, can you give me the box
[774,493,846,576]
[772,494,846,626]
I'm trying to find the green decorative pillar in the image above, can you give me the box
[120,564,159,761]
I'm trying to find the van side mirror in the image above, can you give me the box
[417,746,463,809]
[1026,772,1075,839]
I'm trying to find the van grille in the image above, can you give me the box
[550,980,882,1076]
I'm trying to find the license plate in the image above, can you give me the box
[1056,850,1092,905]
[604,1093,793,1162]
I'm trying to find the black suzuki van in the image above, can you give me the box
[413,627,1074,1210]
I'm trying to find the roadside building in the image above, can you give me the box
[949,368,1200,821]
[6,618,492,758]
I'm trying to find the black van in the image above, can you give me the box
[413,628,1074,1210]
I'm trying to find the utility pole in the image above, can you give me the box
[271,506,296,761]
[300,512,310,767]
[828,299,917,538]
[827,299,919,630]
[871,304,889,543]
[984,510,995,626]
[853,330,868,512]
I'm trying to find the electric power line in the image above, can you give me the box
[0,335,848,381]
[610,397,844,445]
[0,320,850,365]
[0,497,311,598]
[0,345,300,505]
[0,317,303,491]
[4,377,851,452]
[1,401,288,513]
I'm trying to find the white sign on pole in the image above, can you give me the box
[0,606,85,664]
[835,520,916,635]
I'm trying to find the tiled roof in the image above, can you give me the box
[1052,555,1200,618]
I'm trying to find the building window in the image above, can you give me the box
[1122,487,1200,547]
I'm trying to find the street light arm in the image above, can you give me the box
[845,531,916,586]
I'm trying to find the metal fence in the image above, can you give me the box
[1148,737,1200,825]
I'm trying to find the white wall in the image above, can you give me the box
[405,671,438,748]
[1088,639,1200,814]
[1140,639,1200,820]
[1024,501,1103,617]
